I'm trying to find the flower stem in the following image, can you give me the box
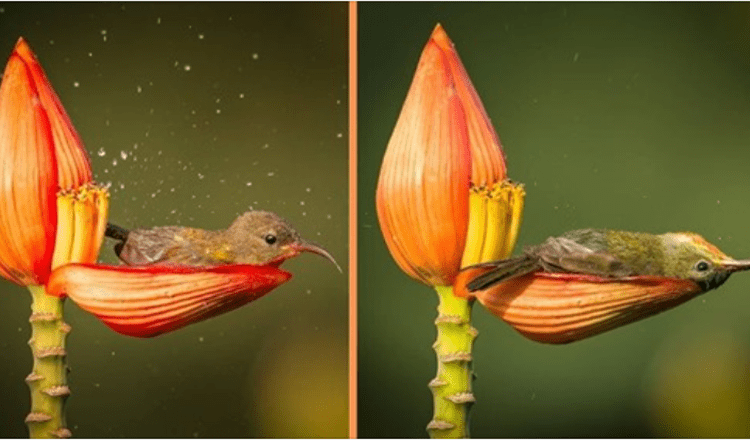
[427,285,477,438]
[25,285,71,439]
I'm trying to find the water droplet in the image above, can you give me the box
[73,81,80,88]
[239,93,245,99]
[246,182,253,186]
[184,64,191,71]
[198,336,204,342]
[198,173,204,179]
[120,151,128,160]
[252,53,259,60]
[88,52,93,57]
[136,85,142,93]
[198,34,204,40]
[306,188,311,192]
[112,159,118,166]
[97,148,106,157]
[215,109,221,114]
[300,201,305,206]
[267,171,275,177]
[336,133,343,138]
[156,17,161,24]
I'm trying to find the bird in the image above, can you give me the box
[104,210,341,271]
[456,228,750,344]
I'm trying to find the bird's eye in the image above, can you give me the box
[264,234,277,245]
[695,261,710,272]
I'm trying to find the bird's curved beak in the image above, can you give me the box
[720,259,750,273]
[288,240,342,273]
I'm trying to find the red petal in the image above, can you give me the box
[47,264,292,338]
[474,273,702,344]
[13,39,92,190]
[0,42,58,285]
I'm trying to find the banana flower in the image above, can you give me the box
[375,25,525,438]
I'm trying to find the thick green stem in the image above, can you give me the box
[427,285,476,439]
[25,285,71,439]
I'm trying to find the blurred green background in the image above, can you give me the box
[0,3,348,438]
[359,3,750,438]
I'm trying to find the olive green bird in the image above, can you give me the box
[104,210,340,271]
[458,229,750,343]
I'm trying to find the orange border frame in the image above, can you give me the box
[348,1,358,438]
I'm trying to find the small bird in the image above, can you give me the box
[104,210,341,271]
[457,229,750,344]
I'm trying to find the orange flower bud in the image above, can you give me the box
[0,38,102,286]
[376,25,524,287]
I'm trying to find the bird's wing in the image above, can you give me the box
[118,227,205,266]
[464,236,634,292]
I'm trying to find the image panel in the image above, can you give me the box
[0,3,348,438]
[358,3,750,438]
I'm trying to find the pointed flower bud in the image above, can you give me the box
[0,38,104,286]
[46,264,292,338]
[376,25,525,287]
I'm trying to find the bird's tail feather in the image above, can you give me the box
[466,256,540,292]
[105,223,130,242]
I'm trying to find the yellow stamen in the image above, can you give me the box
[460,186,487,268]
[51,193,75,269]
[479,184,510,262]
[501,181,525,258]
[460,180,526,268]
[52,184,109,270]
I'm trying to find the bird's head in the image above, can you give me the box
[227,210,341,271]
[661,232,750,291]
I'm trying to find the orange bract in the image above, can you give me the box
[376,25,509,287]
[12,39,92,190]
[47,264,293,337]
[472,272,702,344]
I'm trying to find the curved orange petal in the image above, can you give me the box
[430,24,506,187]
[0,45,58,285]
[474,273,702,344]
[376,30,471,286]
[12,38,92,190]
[46,264,292,338]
